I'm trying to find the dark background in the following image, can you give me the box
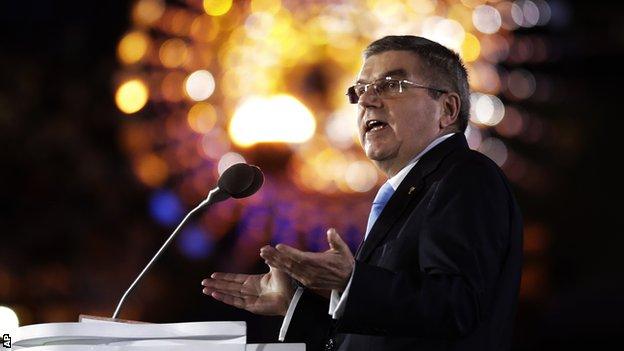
[1,1,622,349]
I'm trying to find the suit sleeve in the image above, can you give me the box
[336,158,513,339]
[283,288,333,350]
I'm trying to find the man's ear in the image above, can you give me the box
[439,92,461,130]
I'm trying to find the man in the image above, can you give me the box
[201,35,523,351]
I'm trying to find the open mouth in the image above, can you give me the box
[365,119,388,134]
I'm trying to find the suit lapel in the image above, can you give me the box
[355,133,469,261]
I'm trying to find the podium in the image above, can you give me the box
[8,319,305,350]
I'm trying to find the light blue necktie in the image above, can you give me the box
[365,181,395,239]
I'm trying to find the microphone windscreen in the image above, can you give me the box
[218,163,263,198]
[234,165,264,198]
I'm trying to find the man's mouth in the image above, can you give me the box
[365,119,389,134]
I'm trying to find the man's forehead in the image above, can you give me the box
[357,50,422,82]
[356,68,409,84]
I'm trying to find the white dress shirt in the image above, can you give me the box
[279,133,457,341]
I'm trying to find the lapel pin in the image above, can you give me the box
[408,186,416,195]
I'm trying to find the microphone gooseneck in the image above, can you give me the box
[112,163,264,319]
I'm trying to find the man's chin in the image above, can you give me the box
[365,149,395,163]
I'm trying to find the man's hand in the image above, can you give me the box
[260,228,355,292]
[201,267,295,316]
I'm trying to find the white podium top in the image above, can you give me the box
[12,321,246,349]
[9,320,304,351]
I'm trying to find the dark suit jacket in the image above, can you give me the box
[284,133,523,351]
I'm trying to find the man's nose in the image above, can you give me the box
[358,87,383,108]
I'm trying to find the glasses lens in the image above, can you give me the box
[347,86,359,104]
[377,80,400,96]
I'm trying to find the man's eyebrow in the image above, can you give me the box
[356,69,408,84]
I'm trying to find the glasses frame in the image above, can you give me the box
[346,76,448,104]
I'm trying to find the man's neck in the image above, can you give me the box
[379,158,411,179]
[377,131,456,178]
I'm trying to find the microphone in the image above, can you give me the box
[112,163,264,319]
[204,163,264,206]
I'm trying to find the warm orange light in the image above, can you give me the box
[117,31,150,65]
[132,0,165,26]
[187,103,218,133]
[134,154,168,187]
[159,38,188,68]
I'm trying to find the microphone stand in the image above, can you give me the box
[112,187,227,319]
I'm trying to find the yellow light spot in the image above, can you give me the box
[228,95,316,147]
[203,0,233,17]
[188,103,218,133]
[461,32,481,62]
[117,31,150,65]
[134,154,168,187]
[251,0,281,14]
[115,79,149,114]
[159,38,188,68]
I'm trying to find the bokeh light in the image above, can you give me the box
[134,153,169,187]
[461,32,481,62]
[345,161,378,192]
[117,31,150,65]
[514,0,541,28]
[470,92,505,126]
[149,190,183,226]
[178,224,214,260]
[472,5,502,34]
[217,152,246,175]
[159,38,188,68]
[0,305,19,331]
[507,69,537,100]
[422,18,465,52]
[115,79,149,114]
[132,0,165,26]
[228,95,316,147]
[187,102,218,134]
[203,0,233,17]
[185,70,216,101]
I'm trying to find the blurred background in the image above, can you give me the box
[1,0,622,349]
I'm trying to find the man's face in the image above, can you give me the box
[356,50,445,175]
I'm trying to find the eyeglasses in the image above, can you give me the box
[346,76,448,104]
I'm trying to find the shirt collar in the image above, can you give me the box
[387,132,457,190]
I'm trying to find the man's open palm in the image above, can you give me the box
[201,267,295,316]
